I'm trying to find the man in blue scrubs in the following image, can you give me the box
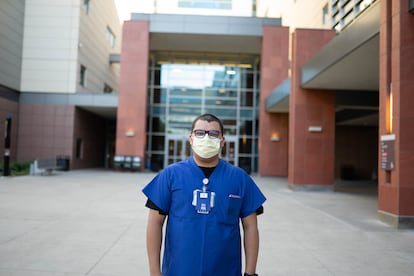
[143,113,266,276]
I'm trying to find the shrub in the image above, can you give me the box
[0,161,32,176]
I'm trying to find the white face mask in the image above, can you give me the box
[192,135,221,159]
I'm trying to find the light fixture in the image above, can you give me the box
[125,128,135,137]
[308,126,323,133]
[388,83,393,133]
[270,133,280,142]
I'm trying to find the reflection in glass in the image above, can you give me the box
[239,120,253,135]
[151,117,165,132]
[147,60,259,172]
[151,135,165,151]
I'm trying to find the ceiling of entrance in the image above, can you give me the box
[150,33,262,60]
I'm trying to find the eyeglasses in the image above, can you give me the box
[192,129,221,139]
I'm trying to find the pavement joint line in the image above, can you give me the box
[84,220,137,275]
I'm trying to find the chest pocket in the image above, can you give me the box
[217,195,242,225]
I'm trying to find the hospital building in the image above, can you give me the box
[0,0,413,228]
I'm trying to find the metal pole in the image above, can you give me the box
[3,113,11,176]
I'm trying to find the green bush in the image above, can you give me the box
[0,161,32,176]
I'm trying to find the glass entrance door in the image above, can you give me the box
[165,135,191,167]
[221,136,238,166]
[166,135,238,167]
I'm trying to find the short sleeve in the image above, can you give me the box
[142,170,172,214]
[240,175,266,218]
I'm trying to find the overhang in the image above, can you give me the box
[301,0,380,90]
[266,1,380,126]
[0,84,20,102]
[266,78,290,113]
[20,92,118,119]
[131,13,281,55]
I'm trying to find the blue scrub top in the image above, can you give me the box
[142,157,266,276]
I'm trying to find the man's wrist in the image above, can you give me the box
[244,273,258,276]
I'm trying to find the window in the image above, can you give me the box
[322,3,329,25]
[84,0,90,15]
[80,65,87,86]
[76,138,83,159]
[252,0,257,16]
[106,26,116,48]
[178,0,232,10]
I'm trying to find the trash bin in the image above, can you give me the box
[114,156,124,168]
[124,156,132,168]
[56,155,70,171]
[114,156,141,171]
[132,156,141,170]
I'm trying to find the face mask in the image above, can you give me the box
[192,135,221,159]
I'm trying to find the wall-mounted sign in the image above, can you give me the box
[381,134,395,171]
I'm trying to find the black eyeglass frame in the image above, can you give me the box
[192,129,221,139]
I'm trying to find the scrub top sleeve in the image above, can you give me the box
[241,177,266,218]
[142,170,171,214]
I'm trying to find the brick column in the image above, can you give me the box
[378,0,414,228]
[116,21,149,170]
[289,29,336,188]
[258,26,289,176]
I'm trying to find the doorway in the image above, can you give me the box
[165,134,239,167]
[221,136,238,166]
[165,135,191,167]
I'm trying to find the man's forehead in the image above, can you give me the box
[194,120,220,129]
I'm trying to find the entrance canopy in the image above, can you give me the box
[266,1,380,127]
[131,13,281,55]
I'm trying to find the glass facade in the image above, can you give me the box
[178,0,232,10]
[146,54,260,173]
[151,0,255,16]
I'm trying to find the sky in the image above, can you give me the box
[114,0,149,22]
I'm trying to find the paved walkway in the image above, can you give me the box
[0,170,413,276]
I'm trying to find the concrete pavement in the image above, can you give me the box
[0,170,413,275]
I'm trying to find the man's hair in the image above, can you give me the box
[191,113,224,135]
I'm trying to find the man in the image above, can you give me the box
[143,113,266,276]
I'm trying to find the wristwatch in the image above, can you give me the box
[244,273,258,276]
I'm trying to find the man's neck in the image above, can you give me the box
[193,155,219,168]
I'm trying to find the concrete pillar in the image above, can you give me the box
[115,21,149,170]
[258,26,290,176]
[378,0,414,228]
[289,29,336,189]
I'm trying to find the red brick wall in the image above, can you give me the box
[378,0,414,218]
[258,26,290,176]
[115,21,149,169]
[17,104,74,162]
[289,29,336,186]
